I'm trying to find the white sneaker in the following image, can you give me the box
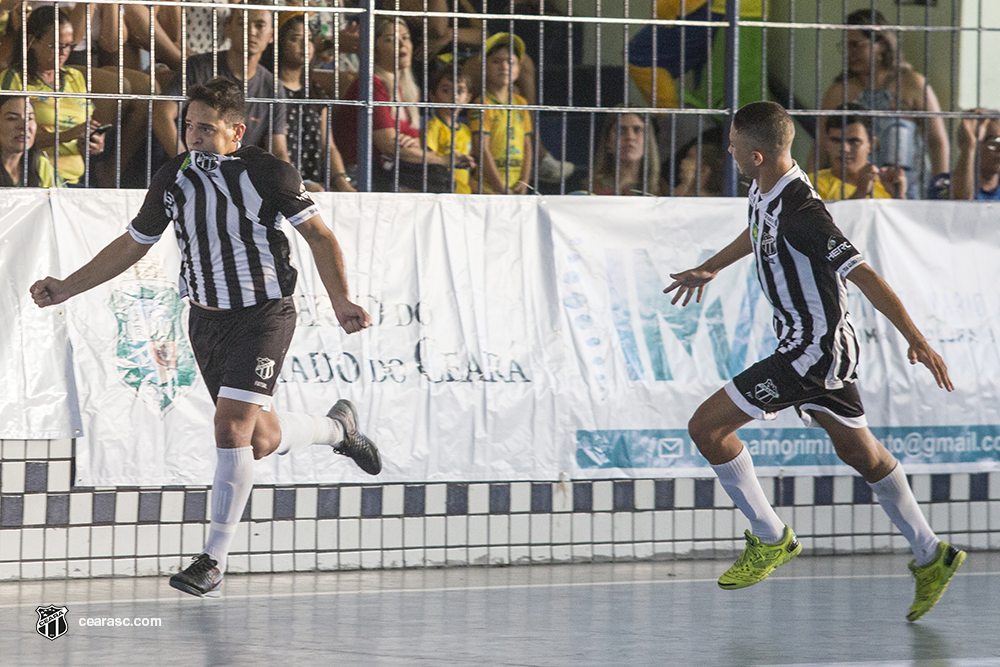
[538,152,575,183]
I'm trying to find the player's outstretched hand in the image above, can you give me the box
[30,277,71,308]
[333,299,371,335]
[908,338,954,392]
[663,268,716,306]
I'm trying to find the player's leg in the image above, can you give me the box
[254,402,381,475]
[807,408,966,620]
[689,387,800,589]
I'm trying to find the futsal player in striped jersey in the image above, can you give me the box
[30,78,381,599]
[665,101,964,622]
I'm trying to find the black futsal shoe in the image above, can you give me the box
[170,553,223,598]
[328,399,382,475]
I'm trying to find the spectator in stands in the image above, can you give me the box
[276,11,354,192]
[587,111,659,196]
[425,64,476,193]
[663,126,726,197]
[816,8,949,200]
[182,0,231,56]
[813,105,906,200]
[952,109,1000,201]
[121,5,183,74]
[1,6,108,186]
[0,95,59,187]
[469,33,533,194]
[335,17,453,192]
[153,2,289,162]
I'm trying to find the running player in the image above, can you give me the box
[665,101,964,622]
[30,78,381,599]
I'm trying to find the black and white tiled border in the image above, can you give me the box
[0,439,998,580]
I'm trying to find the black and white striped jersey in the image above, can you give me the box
[748,163,865,388]
[128,146,321,309]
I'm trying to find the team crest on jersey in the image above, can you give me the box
[195,152,219,171]
[753,379,779,404]
[256,357,275,381]
[111,259,197,412]
[760,231,777,258]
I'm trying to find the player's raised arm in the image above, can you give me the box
[30,232,152,308]
[846,263,953,391]
[294,215,371,335]
[664,228,753,306]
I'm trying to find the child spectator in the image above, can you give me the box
[0,95,59,187]
[469,33,532,194]
[425,65,476,194]
[813,105,906,200]
[952,109,1000,201]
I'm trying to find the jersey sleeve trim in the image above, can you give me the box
[286,204,322,226]
[837,255,865,278]
[127,223,161,245]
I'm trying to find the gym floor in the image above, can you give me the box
[2,553,999,666]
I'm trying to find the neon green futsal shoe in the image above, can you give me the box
[718,526,801,590]
[907,541,966,622]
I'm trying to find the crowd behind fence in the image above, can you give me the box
[0,0,998,201]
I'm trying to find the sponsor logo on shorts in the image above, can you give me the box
[754,379,779,404]
[256,357,275,380]
[254,380,267,388]
[195,152,219,171]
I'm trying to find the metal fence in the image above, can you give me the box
[0,0,998,198]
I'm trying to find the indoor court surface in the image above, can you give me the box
[2,554,999,666]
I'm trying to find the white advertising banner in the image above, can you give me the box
[3,191,999,484]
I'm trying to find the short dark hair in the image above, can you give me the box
[824,103,872,137]
[428,65,470,98]
[185,77,248,125]
[732,101,794,156]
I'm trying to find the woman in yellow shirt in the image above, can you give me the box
[0,96,59,187]
[1,6,105,186]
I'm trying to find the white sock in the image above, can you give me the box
[274,411,344,455]
[712,446,786,544]
[869,463,939,566]
[203,447,255,573]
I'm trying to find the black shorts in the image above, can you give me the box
[725,353,867,428]
[188,297,296,408]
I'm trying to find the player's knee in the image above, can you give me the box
[687,411,715,451]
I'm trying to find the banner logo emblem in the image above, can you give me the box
[36,605,68,640]
[111,260,197,412]
[256,357,275,380]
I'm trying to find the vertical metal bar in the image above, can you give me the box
[84,4,93,188]
[561,0,572,195]
[212,4,219,77]
[357,0,374,192]
[504,2,513,193]
[421,0,429,193]
[759,0,767,101]
[721,0,739,197]
[477,0,486,194]
[392,9,400,193]
[19,1,28,184]
[53,4,60,184]
[535,0,544,193]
